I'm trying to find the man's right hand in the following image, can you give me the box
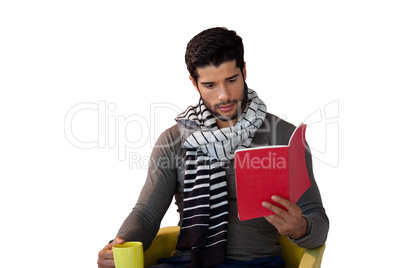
[97,236,125,268]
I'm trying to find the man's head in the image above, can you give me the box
[185,27,245,85]
[185,27,247,128]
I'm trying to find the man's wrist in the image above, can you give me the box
[290,216,308,240]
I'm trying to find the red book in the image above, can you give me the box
[234,124,311,221]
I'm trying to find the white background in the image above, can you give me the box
[1,1,401,267]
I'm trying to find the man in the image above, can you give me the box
[98,27,329,268]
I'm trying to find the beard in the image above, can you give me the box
[202,98,242,121]
[201,85,247,122]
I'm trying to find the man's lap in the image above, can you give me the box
[148,254,285,268]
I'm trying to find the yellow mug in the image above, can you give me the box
[113,241,144,268]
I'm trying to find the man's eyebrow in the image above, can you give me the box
[200,81,214,86]
[200,74,240,86]
[226,74,240,80]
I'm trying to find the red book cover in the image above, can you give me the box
[234,124,311,221]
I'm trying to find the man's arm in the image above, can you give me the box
[116,125,180,249]
[97,125,181,267]
[262,143,329,248]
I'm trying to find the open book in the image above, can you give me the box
[234,124,311,221]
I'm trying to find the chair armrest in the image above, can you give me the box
[299,244,326,268]
[143,226,180,267]
[278,235,325,268]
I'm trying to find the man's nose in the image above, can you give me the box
[218,84,231,102]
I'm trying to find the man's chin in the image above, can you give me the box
[215,112,239,122]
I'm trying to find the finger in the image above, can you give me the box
[105,236,125,250]
[98,257,115,267]
[99,247,114,259]
[264,214,285,227]
[98,258,115,266]
[264,215,294,237]
[262,201,295,229]
[271,195,292,209]
[100,239,122,261]
[103,242,114,251]
[271,195,301,214]
[262,201,288,218]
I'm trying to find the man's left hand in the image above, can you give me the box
[262,195,307,239]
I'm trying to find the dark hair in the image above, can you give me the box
[185,27,244,84]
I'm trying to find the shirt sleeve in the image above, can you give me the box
[116,125,181,250]
[290,142,329,248]
[271,116,329,248]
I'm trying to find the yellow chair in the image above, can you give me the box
[144,226,325,268]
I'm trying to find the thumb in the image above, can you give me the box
[114,236,125,245]
[107,236,125,250]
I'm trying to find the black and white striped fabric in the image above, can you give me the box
[177,89,267,161]
[176,150,228,267]
[175,89,267,267]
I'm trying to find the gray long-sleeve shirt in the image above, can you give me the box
[117,112,329,261]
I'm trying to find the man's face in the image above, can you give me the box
[190,60,247,128]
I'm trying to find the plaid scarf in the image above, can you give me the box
[175,88,266,267]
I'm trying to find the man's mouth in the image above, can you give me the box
[218,103,235,112]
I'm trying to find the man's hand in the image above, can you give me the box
[262,195,307,239]
[97,236,125,268]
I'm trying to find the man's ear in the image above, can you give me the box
[242,62,247,80]
[189,75,199,92]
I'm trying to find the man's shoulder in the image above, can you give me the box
[256,112,296,146]
[263,112,295,131]
[163,124,181,137]
[153,124,182,149]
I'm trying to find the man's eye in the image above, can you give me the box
[228,79,237,83]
